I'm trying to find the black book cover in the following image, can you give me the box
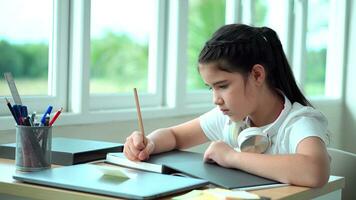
[148,150,280,189]
[0,137,123,165]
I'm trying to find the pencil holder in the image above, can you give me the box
[15,125,52,172]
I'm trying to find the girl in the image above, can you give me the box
[124,24,330,187]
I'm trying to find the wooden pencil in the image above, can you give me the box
[133,88,146,145]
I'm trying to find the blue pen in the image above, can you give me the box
[19,105,28,125]
[20,105,28,118]
[13,105,23,125]
[40,105,53,125]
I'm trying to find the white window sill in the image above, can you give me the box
[0,104,214,131]
[0,97,342,131]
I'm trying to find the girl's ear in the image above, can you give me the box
[250,64,266,86]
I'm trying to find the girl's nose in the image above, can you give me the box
[213,92,224,105]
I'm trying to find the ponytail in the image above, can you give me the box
[260,27,312,106]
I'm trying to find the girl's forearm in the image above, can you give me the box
[229,152,330,187]
[147,128,177,154]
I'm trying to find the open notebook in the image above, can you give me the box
[106,151,281,190]
[106,152,173,174]
[13,163,208,200]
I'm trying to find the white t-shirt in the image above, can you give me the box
[199,96,329,154]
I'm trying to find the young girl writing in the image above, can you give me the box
[124,24,330,187]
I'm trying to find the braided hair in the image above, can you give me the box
[198,24,311,106]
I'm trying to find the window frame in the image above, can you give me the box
[324,0,348,99]
[88,0,165,110]
[0,0,68,128]
[184,0,347,105]
[0,0,349,131]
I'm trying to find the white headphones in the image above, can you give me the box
[234,95,291,153]
[238,126,270,153]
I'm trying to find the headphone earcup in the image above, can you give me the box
[237,127,261,147]
[238,127,270,153]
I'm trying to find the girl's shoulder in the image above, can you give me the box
[288,102,327,125]
[199,107,229,141]
[276,102,329,153]
[200,107,226,119]
[199,107,229,128]
[278,97,328,132]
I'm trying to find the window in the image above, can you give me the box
[291,0,340,98]
[252,0,289,50]
[186,0,226,92]
[251,0,335,98]
[90,0,153,94]
[89,0,163,110]
[0,0,348,130]
[305,0,330,96]
[253,0,268,27]
[0,0,51,96]
[0,0,67,121]
[183,0,225,105]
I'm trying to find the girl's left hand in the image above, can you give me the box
[203,141,236,168]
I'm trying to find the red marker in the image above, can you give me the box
[49,107,63,126]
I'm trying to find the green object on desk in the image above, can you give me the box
[95,164,130,179]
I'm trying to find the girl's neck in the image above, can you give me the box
[249,89,284,127]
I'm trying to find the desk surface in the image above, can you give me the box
[0,158,344,200]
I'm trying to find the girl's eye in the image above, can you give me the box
[218,84,228,89]
[206,84,228,91]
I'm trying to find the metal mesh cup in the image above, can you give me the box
[15,125,52,172]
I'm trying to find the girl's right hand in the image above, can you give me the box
[123,131,155,161]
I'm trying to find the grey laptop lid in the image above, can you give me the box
[13,163,208,200]
[148,150,279,189]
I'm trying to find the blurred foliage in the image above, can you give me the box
[254,0,268,27]
[306,49,326,95]
[0,0,326,96]
[90,32,148,92]
[0,40,48,78]
[186,0,266,90]
[187,0,225,90]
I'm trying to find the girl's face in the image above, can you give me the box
[199,63,258,122]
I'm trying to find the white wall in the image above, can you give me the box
[313,100,343,149]
[0,114,209,153]
[0,116,197,144]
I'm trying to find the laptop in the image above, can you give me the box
[13,163,208,200]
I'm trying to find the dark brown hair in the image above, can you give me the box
[198,24,311,106]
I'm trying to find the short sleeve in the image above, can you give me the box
[288,116,329,153]
[199,107,227,141]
